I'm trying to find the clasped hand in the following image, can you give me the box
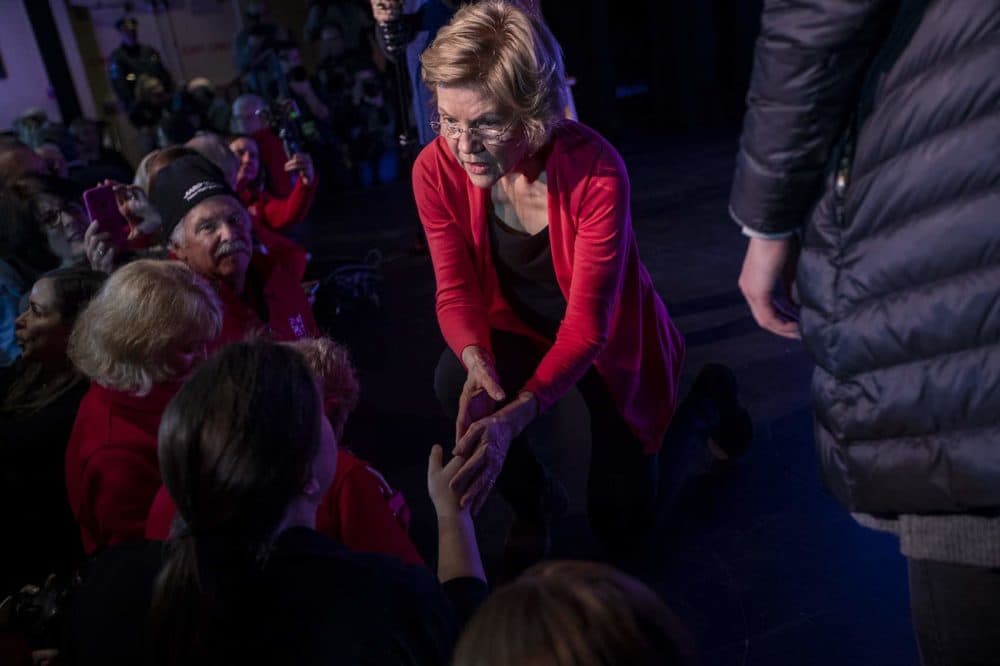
[449,348,537,514]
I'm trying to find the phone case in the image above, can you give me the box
[83,185,130,249]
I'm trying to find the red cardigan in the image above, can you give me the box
[64,381,179,554]
[145,449,424,566]
[413,121,685,453]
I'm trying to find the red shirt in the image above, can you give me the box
[145,449,424,566]
[239,177,318,282]
[251,219,309,283]
[240,177,318,232]
[413,121,685,453]
[213,250,319,349]
[65,381,179,554]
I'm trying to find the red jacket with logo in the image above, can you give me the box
[145,449,424,566]
[65,381,179,554]
[212,250,319,350]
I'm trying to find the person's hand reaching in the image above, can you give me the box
[284,152,315,185]
[450,392,537,515]
[427,444,467,520]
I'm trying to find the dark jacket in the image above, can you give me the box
[107,43,173,110]
[68,527,487,665]
[0,366,88,597]
[730,0,1000,515]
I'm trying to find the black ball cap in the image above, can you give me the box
[149,154,238,241]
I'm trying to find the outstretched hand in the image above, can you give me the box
[427,444,468,520]
[738,236,801,339]
[450,392,537,516]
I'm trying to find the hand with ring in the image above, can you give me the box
[84,220,117,273]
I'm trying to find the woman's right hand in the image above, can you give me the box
[456,346,505,443]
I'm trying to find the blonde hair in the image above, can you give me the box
[453,560,695,666]
[420,0,567,151]
[68,260,222,396]
[282,337,360,437]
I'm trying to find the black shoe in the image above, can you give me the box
[691,364,753,460]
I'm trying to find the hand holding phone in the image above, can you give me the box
[83,184,130,250]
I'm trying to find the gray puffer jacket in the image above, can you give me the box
[730,0,1000,516]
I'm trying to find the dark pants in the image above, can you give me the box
[434,331,709,558]
[908,558,1000,666]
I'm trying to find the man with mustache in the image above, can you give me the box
[150,154,318,347]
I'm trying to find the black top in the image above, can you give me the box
[68,527,488,665]
[488,207,566,341]
[0,366,88,598]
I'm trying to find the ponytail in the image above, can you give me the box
[147,342,323,665]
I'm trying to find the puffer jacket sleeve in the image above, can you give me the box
[730,0,898,234]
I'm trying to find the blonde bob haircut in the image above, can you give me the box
[420,0,568,152]
[452,560,695,666]
[69,260,222,396]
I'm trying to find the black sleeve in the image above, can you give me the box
[441,576,489,626]
[65,541,164,666]
[729,0,899,234]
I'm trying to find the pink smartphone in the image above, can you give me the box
[83,184,130,249]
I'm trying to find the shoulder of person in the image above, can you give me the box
[273,527,436,599]
[413,137,464,192]
[551,120,625,175]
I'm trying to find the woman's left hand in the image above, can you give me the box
[450,392,538,515]
[285,152,315,185]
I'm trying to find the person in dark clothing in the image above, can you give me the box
[68,341,487,666]
[730,2,1000,664]
[0,175,90,366]
[107,17,173,117]
[66,118,133,190]
[0,268,106,598]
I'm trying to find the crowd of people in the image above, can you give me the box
[2,0,997,664]
[1,2,717,664]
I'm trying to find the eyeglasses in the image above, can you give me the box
[429,119,516,146]
[39,202,85,232]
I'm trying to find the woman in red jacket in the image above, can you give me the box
[229,134,318,235]
[145,336,425,566]
[416,1,745,564]
[65,260,221,554]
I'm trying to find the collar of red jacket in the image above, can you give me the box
[89,379,182,412]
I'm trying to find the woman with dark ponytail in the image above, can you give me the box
[149,341,327,665]
[70,340,486,666]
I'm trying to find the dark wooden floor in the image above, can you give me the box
[303,132,919,666]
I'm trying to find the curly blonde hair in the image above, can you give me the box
[420,0,568,151]
[282,337,360,438]
[68,260,222,396]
